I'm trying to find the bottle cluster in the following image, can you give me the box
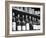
[12,12,40,31]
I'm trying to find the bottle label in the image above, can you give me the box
[26,23,29,30]
[22,25,26,31]
[17,25,21,31]
[12,22,16,31]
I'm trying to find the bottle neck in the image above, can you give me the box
[22,19,26,25]
[13,17,15,22]
[17,20,21,25]
[26,18,29,23]
[29,20,32,25]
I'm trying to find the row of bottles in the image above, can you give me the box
[12,12,40,31]
[12,13,39,22]
[13,7,40,15]
[12,21,33,31]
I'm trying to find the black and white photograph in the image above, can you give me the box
[12,7,40,31]
[8,3,44,35]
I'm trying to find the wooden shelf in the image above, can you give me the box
[13,9,40,19]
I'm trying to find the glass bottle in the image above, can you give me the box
[26,15,30,30]
[17,19,21,31]
[25,15,28,23]
[12,17,16,31]
[29,16,31,21]
[21,15,26,31]
[22,19,26,31]
[32,9,34,14]
[29,19,33,30]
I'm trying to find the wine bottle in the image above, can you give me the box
[17,19,21,31]
[32,9,34,14]
[18,14,20,18]
[22,19,26,31]
[26,15,29,23]
[26,15,30,30]
[29,16,31,21]
[12,17,16,31]
[26,22,30,30]
[29,20,33,30]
